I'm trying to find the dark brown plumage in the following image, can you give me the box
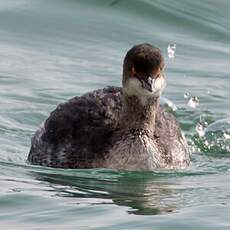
[28,44,190,170]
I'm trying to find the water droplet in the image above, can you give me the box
[223,132,230,140]
[184,92,190,99]
[196,122,206,137]
[187,96,199,108]
[204,140,209,146]
[167,43,176,59]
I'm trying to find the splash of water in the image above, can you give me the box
[196,122,207,137]
[195,115,208,137]
[184,92,190,99]
[193,118,230,155]
[188,96,199,108]
[160,97,177,111]
[167,44,176,59]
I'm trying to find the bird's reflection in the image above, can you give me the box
[30,169,183,215]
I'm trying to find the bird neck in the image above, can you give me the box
[120,93,159,135]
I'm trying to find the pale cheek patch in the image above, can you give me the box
[153,77,166,95]
[123,77,166,105]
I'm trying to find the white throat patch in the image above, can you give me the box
[123,77,166,105]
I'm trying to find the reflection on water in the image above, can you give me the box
[31,169,184,215]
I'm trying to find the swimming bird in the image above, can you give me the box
[28,43,190,170]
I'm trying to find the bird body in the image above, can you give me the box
[28,44,190,170]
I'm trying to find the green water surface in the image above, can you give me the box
[0,0,230,229]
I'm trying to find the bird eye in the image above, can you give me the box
[154,73,161,79]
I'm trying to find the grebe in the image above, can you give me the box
[28,43,190,170]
